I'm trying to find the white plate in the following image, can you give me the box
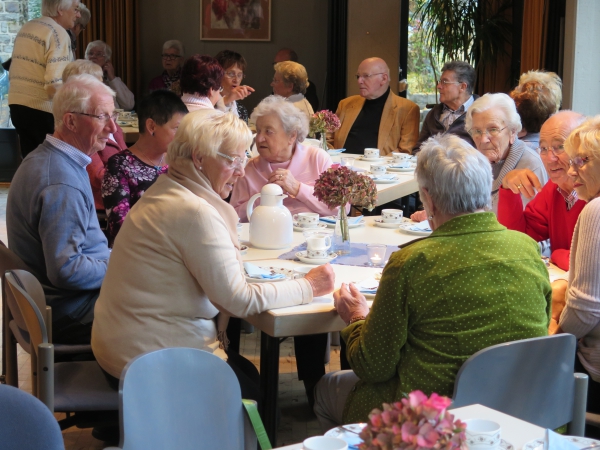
[296,251,338,265]
[368,175,399,184]
[398,222,432,236]
[387,166,415,173]
[373,218,403,228]
[523,436,600,450]
[320,218,366,229]
[359,156,387,162]
[293,222,327,232]
[245,266,293,283]
[325,423,366,447]
[327,149,346,156]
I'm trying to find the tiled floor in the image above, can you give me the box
[0,185,341,449]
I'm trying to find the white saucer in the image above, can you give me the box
[359,156,386,162]
[398,222,432,236]
[293,222,327,232]
[523,436,599,450]
[245,266,293,283]
[296,251,338,265]
[387,165,415,172]
[327,149,346,156]
[320,218,366,229]
[325,423,366,447]
[373,218,403,228]
[368,175,399,184]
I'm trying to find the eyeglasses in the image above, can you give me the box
[161,54,181,61]
[219,86,224,93]
[438,80,462,86]
[468,126,508,139]
[538,145,566,157]
[224,71,245,80]
[569,156,592,168]
[70,111,119,123]
[87,52,106,58]
[355,73,385,80]
[216,151,248,170]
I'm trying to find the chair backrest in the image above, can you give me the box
[0,384,63,450]
[452,334,578,430]
[117,347,245,450]
[5,270,49,354]
[0,239,32,331]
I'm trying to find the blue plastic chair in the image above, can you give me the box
[0,384,64,450]
[105,347,269,450]
[452,334,588,435]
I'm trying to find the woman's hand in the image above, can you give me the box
[269,169,300,197]
[102,60,116,81]
[223,85,255,106]
[410,210,427,222]
[334,283,370,325]
[551,279,568,322]
[304,263,335,297]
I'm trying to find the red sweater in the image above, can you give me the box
[497,181,585,270]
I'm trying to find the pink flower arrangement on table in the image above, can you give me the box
[313,166,377,211]
[308,110,341,137]
[359,391,467,450]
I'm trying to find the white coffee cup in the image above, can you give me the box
[293,266,312,279]
[392,152,409,163]
[465,419,501,450]
[303,436,348,450]
[306,235,332,259]
[293,212,320,228]
[370,164,387,175]
[382,208,403,223]
[118,111,132,120]
[364,148,380,159]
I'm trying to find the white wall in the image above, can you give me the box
[139,0,328,112]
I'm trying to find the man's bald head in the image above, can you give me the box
[356,57,390,100]
[274,48,298,64]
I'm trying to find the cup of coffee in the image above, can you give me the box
[293,212,320,228]
[382,209,403,223]
[364,148,380,159]
[306,235,332,259]
[370,164,387,175]
[464,419,501,450]
[303,436,348,450]
[293,265,312,279]
[392,152,409,163]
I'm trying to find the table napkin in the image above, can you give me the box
[319,215,364,225]
[355,277,379,294]
[544,429,580,450]
[370,174,397,181]
[408,220,432,232]
[243,262,286,279]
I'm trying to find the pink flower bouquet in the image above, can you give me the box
[313,166,377,211]
[359,391,467,450]
[309,109,341,137]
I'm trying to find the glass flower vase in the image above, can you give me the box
[334,207,351,255]
[320,132,328,151]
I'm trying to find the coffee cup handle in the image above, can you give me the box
[293,214,298,222]
[324,236,331,249]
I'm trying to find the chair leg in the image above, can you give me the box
[38,343,54,412]
[4,320,18,386]
[568,372,589,437]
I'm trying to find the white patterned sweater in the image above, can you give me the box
[8,16,72,113]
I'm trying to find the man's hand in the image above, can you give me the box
[103,60,116,81]
[333,282,369,325]
[501,169,542,199]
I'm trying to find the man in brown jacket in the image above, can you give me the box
[330,57,420,155]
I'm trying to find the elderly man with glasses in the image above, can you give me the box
[497,111,587,271]
[6,75,114,345]
[413,61,478,153]
[330,57,420,155]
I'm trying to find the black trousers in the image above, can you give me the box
[9,104,55,157]
[52,291,99,345]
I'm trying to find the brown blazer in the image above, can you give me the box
[330,91,420,155]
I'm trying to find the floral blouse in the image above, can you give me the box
[102,149,168,246]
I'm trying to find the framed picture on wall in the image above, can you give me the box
[200,0,271,41]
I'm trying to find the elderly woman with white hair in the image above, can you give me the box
[231,95,338,222]
[91,109,335,400]
[85,40,135,110]
[465,92,548,213]
[271,61,314,120]
[8,0,80,157]
[149,39,185,96]
[314,134,552,429]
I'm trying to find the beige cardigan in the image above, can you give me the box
[92,174,312,378]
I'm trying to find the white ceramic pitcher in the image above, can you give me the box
[246,184,293,249]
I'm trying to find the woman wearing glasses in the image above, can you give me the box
[552,115,600,413]
[92,109,335,402]
[465,93,548,213]
[149,40,185,96]
[215,50,255,123]
[271,61,314,120]
[101,90,188,246]
[180,54,223,112]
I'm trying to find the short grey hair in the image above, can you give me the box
[441,61,476,95]
[416,134,492,215]
[52,74,115,129]
[251,95,309,143]
[42,0,76,17]
[163,40,185,56]
[85,40,112,60]
[465,93,523,134]
[274,61,309,95]
[168,109,252,162]
[75,3,90,27]
[62,59,102,82]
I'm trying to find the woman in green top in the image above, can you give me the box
[313,134,552,430]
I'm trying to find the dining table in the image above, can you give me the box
[271,403,547,450]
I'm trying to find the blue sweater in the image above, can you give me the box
[7,140,110,321]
